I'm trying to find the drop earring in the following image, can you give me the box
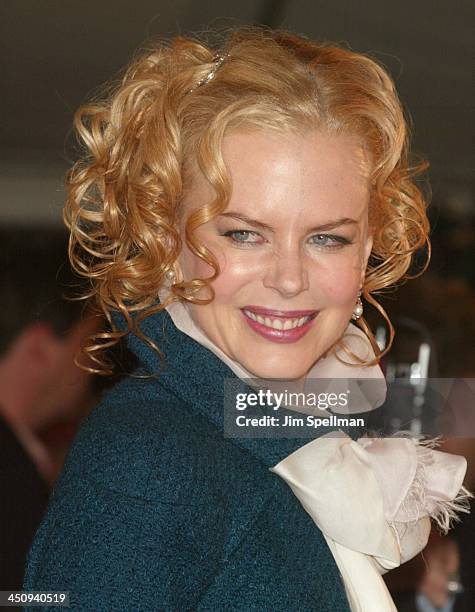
[351,291,363,320]
[165,269,176,284]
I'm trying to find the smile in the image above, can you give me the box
[243,310,312,329]
[241,307,318,343]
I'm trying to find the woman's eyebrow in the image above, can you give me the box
[219,212,358,232]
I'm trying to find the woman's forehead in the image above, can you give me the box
[220,129,371,185]
[185,129,371,223]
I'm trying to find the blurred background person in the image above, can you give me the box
[0,229,101,590]
[392,533,463,612]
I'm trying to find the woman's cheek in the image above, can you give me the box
[212,252,262,301]
[313,258,362,305]
[180,236,223,279]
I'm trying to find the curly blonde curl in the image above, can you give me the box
[64,26,430,375]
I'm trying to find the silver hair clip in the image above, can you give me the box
[189,53,229,93]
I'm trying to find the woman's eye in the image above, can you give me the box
[221,230,351,249]
[222,230,263,244]
[308,234,350,249]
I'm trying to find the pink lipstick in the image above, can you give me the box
[241,306,318,344]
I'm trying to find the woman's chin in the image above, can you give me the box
[234,341,324,380]
[240,360,311,381]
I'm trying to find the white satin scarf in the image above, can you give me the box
[270,432,470,612]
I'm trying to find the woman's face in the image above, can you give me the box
[178,129,373,379]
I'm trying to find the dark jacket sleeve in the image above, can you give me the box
[24,475,227,611]
[23,392,228,612]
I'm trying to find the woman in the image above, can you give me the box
[24,28,470,611]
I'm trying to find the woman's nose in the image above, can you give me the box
[262,250,309,298]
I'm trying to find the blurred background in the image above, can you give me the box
[1,0,474,609]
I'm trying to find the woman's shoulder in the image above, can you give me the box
[54,374,223,503]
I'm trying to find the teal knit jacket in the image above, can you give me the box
[24,309,351,611]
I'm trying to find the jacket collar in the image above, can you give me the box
[125,307,338,468]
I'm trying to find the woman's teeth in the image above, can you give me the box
[243,310,311,330]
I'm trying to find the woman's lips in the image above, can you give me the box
[242,305,318,318]
[241,307,318,343]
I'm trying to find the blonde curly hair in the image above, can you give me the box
[65,26,430,375]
